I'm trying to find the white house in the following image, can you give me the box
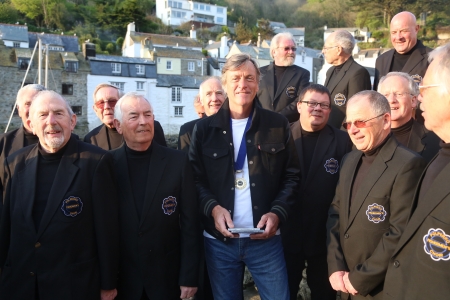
[324,26,371,43]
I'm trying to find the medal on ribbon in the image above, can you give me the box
[230,111,253,190]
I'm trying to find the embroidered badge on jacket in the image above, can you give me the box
[162,196,177,215]
[61,196,83,217]
[423,228,450,261]
[411,74,422,84]
[285,86,297,99]
[334,93,346,106]
[324,158,339,174]
[366,203,387,223]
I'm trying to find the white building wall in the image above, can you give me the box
[4,41,29,48]
[294,55,314,82]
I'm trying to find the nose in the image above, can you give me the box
[386,93,397,103]
[104,101,113,109]
[348,122,359,134]
[47,113,57,124]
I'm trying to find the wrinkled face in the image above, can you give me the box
[346,97,390,152]
[17,89,41,132]
[225,61,259,113]
[322,34,340,65]
[378,76,416,128]
[93,86,119,128]
[28,95,76,153]
[200,79,225,116]
[273,37,296,67]
[298,91,331,131]
[390,13,419,54]
[114,97,154,150]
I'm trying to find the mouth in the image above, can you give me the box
[391,107,399,110]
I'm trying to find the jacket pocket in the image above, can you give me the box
[259,143,285,175]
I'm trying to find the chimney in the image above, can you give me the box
[82,42,96,60]
[220,34,229,58]
[324,25,327,31]
[190,24,197,39]
[257,33,261,48]
[128,22,136,33]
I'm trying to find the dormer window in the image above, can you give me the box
[136,64,145,75]
[112,63,121,74]
[65,62,78,73]
[18,58,30,70]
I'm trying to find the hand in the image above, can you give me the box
[180,286,197,299]
[250,212,279,239]
[101,289,117,300]
[329,271,348,293]
[211,205,235,238]
[343,272,358,295]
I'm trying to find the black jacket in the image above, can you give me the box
[189,99,300,242]
[177,118,202,153]
[257,63,310,122]
[406,120,440,163]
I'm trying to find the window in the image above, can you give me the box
[167,11,170,18]
[205,5,210,11]
[157,58,161,63]
[217,7,223,14]
[197,60,202,67]
[194,3,198,9]
[65,62,78,73]
[13,42,20,48]
[174,106,183,117]
[217,17,223,23]
[110,82,125,91]
[136,64,145,75]
[137,82,144,90]
[171,87,182,102]
[71,106,82,116]
[111,63,121,74]
[200,4,204,10]
[166,61,172,70]
[62,84,73,95]
[188,61,195,71]
[18,58,30,70]
[173,11,186,18]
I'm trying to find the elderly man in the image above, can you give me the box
[0,91,119,300]
[110,92,199,300]
[193,94,205,118]
[177,77,225,152]
[84,83,166,149]
[257,32,310,122]
[282,84,352,300]
[323,30,371,129]
[189,53,300,300]
[326,91,426,299]
[382,43,450,300]
[377,72,440,162]
[0,84,46,162]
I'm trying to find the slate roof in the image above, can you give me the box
[0,24,28,42]
[28,32,79,52]
[205,41,221,50]
[352,48,390,59]
[326,27,369,33]
[269,21,286,29]
[154,47,205,59]
[298,46,322,58]
[90,54,155,64]
[130,32,203,48]
[156,74,209,88]
[231,44,271,60]
[274,27,305,36]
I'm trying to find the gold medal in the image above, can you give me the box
[235,177,247,189]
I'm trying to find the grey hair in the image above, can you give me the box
[30,90,74,116]
[114,92,153,122]
[221,54,260,86]
[199,76,223,98]
[270,32,295,59]
[348,90,390,116]
[378,72,419,96]
[428,43,450,95]
[16,84,46,104]
[93,83,124,102]
[330,30,355,55]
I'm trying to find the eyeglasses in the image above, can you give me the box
[94,99,118,109]
[322,46,338,51]
[277,46,297,52]
[382,92,412,98]
[300,101,330,110]
[342,113,385,130]
[418,84,442,94]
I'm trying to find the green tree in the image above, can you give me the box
[235,16,252,43]
[0,2,19,24]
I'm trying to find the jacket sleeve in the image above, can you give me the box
[373,58,382,91]
[348,155,426,296]
[177,124,191,153]
[348,67,372,99]
[279,70,311,123]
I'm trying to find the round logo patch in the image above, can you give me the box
[324,158,339,174]
[366,203,387,223]
[334,93,346,106]
[61,196,83,217]
[285,86,296,99]
[423,228,450,261]
[411,74,422,84]
[162,196,177,215]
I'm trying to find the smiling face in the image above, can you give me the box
[114,96,154,151]
[272,36,296,67]
[93,86,120,128]
[298,91,331,132]
[28,92,76,153]
[200,78,225,116]
[390,12,419,54]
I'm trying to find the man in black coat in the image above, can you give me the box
[111,92,199,300]
[257,32,310,122]
[323,30,371,129]
[383,42,450,300]
[84,83,166,149]
[377,72,440,163]
[0,91,119,300]
[282,84,352,300]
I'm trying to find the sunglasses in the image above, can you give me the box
[342,113,385,130]
[95,99,118,109]
[277,46,297,52]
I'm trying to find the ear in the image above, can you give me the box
[296,100,302,113]
[113,119,123,134]
[383,113,391,130]
[414,25,419,33]
[411,95,418,109]
[27,119,34,134]
[70,114,77,131]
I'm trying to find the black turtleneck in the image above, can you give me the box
[34,143,68,230]
[23,127,39,147]
[391,42,419,72]
[417,141,450,205]
[350,134,391,205]
[274,64,289,96]
[106,126,123,150]
[301,127,321,176]
[392,118,414,147]
[126,143,153,219]
[333,60,346,76]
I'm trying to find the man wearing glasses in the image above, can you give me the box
[377,72,439,162]
[84,83,166,149]
[327,90,426,299]
[282,84,352,300]
[323,30,371,129]
[257,32,310,122]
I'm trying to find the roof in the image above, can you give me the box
[15,48,32,58]
[156,74,209,88]
[326,27,369,33]
[274,27,305,36]
[207,56,219,69]
[352,48,391,59]
[231,44,271,60]
[205,41,221,50]
[0,24,28,42]
[130,32,203,48]
[90,54,155,64]
[269,21,286,29]
[298,46,322,58]
[28,32,79,52]
[154,47,205,59]
[61,52,78,62]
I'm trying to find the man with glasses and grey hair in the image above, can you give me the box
[257,32,310,122]
[383,43,450,300]
[323,30,371,129]
[327,90,425,299]
[377,72,439,162]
